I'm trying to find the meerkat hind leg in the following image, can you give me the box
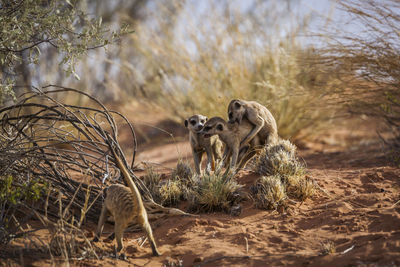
[93,205,109,242]
[237,146,257,169]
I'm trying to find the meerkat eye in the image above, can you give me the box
[200,120,205,124]
[190,120,196,125]
[204,126,211,131]
[234,102,241,109]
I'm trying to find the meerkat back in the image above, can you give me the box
[105,184,139,222]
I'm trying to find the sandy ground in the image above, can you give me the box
[1,104,400,267]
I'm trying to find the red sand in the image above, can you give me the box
[2,104,399,266]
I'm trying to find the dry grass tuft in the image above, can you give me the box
[171,160,193,181]
[159,179,184,207]
[141,161,193,207]
[255,139,305,178]
[287,175,315,201]
[142,161,244,212]
[187,165,243,213]
[142,166,163,202]
[252,139,314,210]
[251,175,286,210]
[321,240,336,255]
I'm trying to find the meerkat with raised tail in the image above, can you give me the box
[185,114,223,174]
[228,99,278,147]
[93,142,161,259]
[201,117,263,170]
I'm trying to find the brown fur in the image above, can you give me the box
[93,145,160,258]
[185,114,223,174]
[228,99,278,147]
[201,117,262,170]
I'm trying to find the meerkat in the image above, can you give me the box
[93,143,161,259]
[200,117,263,170]
[185,114,223,174]
[228,99,278,148]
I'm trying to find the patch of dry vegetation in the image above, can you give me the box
[142,162,190,207]
[320,240,336,255]
[142,166,163,203]
[187,166,243,213]
[252,175,286,210]
[320,0,400,154]
[0,89,188,264]
[159,179,184,207]
[251,139,314,210]
[143,161,244,213]
[116,2,336,141]
[171,160,193,181]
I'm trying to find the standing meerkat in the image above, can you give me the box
[185,114,223,174]
[93,143,161,259]
[200,117,263,170]
[228,99,278,147]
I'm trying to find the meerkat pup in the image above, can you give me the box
[185,114,223,174]
[200,117,262,170]
[228,99,278,147]
[93,143,161,259]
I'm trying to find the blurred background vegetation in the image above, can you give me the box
[1,0,399,145]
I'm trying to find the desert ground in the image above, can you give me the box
[2,1,400,266]
[1,103,399,267]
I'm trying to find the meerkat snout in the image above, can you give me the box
[185,115,207,133]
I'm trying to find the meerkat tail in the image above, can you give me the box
[109,142,161,256]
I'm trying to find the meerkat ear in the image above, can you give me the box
[205,117,208,121]
[216,123,223,131]
[184,119,188,127]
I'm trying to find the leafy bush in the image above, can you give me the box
[0,0,128,103]
[0,175,48,243]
